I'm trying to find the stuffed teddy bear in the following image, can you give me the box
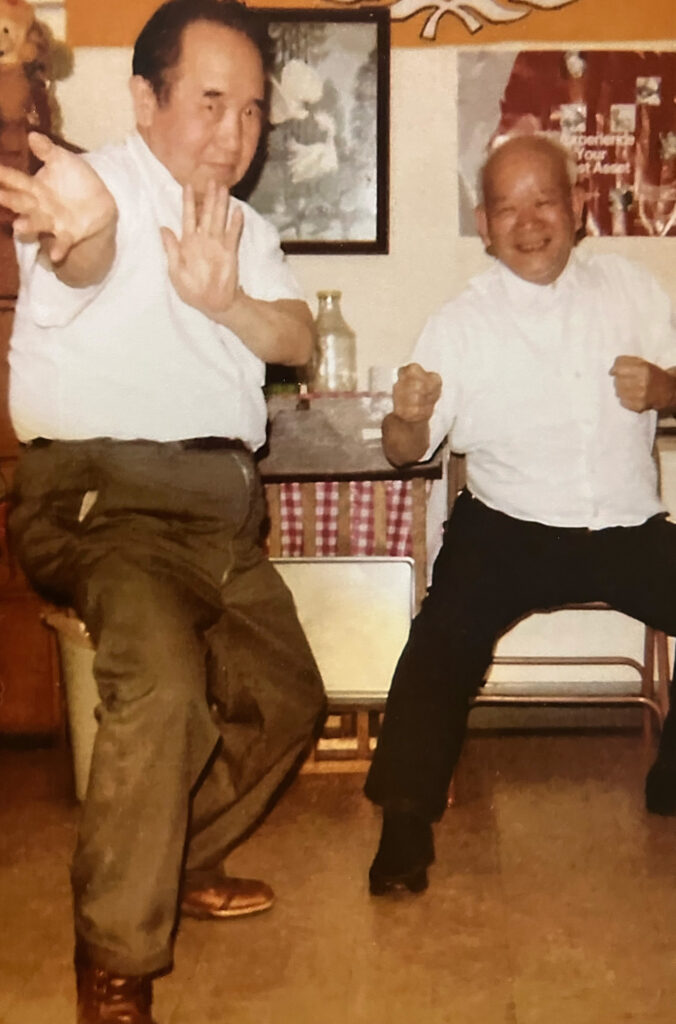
[0,0,51,170]
[0,0,42,61]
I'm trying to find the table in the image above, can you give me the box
[258,393,444,767]
[259,393,443,611]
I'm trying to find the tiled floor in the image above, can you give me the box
[1,729,675,1024]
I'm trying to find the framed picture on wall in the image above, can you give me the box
[238,7,390,254]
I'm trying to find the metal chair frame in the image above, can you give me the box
[475,602,670,735]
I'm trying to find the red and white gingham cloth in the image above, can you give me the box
[277,480,413,557]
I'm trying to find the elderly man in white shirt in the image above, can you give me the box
[0,2,325,1022]
[365,133,676,898]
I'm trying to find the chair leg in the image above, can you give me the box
[643,626,663,741]
[356,711,370,759]
[655,629,671,723]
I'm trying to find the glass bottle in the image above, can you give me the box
[310,290,357,392]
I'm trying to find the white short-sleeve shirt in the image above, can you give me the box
[9,133,305,450]
[413,252,676,529]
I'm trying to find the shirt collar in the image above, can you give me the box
[126,131,183,206]
[497,251,579,310]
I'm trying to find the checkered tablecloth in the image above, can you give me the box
[276,480,413,557]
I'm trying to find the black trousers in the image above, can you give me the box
[9,439,326,976]
[365,489,676,821]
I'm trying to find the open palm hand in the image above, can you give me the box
[0,133,117,263]
[161,182,243,319]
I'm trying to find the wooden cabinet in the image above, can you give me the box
[0,295,18,457]
[0,593,60,733]
[0,242,62,736]
[0,66,78,734]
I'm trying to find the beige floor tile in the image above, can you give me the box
[1,732,675,1024]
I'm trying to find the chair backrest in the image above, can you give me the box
[272,556,415,702]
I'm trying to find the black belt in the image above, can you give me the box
[178,437,249,453]
[26,436,250,453]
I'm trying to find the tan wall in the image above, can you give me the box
[28,3,676,680]
[29,4,676,384]
[52,43,676,387]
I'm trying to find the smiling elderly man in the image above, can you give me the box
[0,2,325,1021]
[365,134,676,897]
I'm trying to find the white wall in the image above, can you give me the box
[29,0,64,36]
[49,41,676,387]
[52,46,487,388]
[32,7,676,707]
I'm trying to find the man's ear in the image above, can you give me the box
[129,75,158,129]
[475,205,492,251]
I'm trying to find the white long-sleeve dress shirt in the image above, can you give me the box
[415,252,676,529]
[10,132,304,450]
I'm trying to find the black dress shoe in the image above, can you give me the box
[645,759,676,816]
[75,944,157,1023]
[369,809,435,895]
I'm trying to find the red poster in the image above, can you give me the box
[458,50,676,237]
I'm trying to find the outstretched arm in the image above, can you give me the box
[382,363,443,467]
[161,182,314,365]
[610,356,676,414]
[0,133,117,287]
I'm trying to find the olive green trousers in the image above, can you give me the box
[10,439,325,975]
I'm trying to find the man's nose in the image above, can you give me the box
[214,110,242,151]
[515,204,542,228]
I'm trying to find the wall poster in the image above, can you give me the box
[458,50,676,237]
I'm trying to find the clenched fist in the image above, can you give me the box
[610,355,676,413]
[393,363,442,424]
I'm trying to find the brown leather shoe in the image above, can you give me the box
[75,946,157,1024]
[181,875,274,920]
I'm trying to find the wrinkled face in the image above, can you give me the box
[475,141,583,286]
[132,20,265,196]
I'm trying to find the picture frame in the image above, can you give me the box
[239,7,390,254]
